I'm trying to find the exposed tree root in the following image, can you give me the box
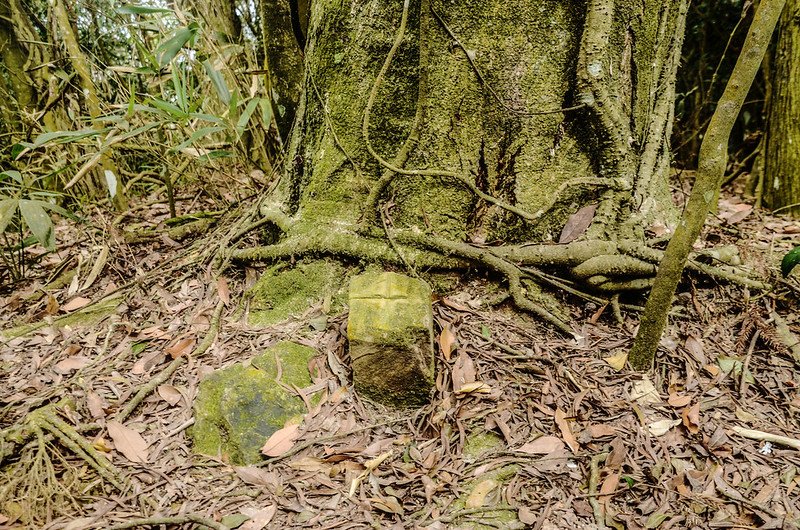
[230,220,769,339]
[0,399,128,526]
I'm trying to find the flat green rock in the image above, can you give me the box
[191,341,318,465]
[347,271,434,407]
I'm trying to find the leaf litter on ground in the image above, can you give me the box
[0,187,799,529]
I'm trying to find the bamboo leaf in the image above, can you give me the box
[202,59,231,105]
[32,129,101,147]
[0,199,19,234]
[170,126,227,153]
[188,112,225,124]
[18,199,54,250]
[172,66,187,112]
[236,98,260,134]
[0,170,23,184]
[117,5,173,15]
[146,98,189,120]
[156,25,196,67]
[259,99,273,126]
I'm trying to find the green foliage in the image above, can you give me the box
[0,170,74,249]
[782,246,800,278]
[0,170,75,282]
[674,0,765,168]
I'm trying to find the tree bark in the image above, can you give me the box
[762,0,800,217]
[273,0,688,239]
[629,0,786,370]
[245,0,691,335]
[0,0,41,135]
[260,0,305,143]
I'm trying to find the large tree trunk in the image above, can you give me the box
[762,0,800,217]
[0,2,34,120]
[0,0,48,137]
[242,0,691,333]
[274,0,687,241]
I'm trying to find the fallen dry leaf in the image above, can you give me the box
[54,356,92,373]
[165,336,195,359]
[106,420,149,463]
[452,351,476,392]
[518,506,538,525]
[725,204,752,224]
[157,384,183,406]
[684,336,706,364]
[466,479,498,508]
[45,294,59,315]
[599,471,620,500]
[559,204,597,244]
[454,381,491,395]
[439,326,456,361]
[631,378,661,405]
[682,402,701,434]
[606,437,626,469]
[131,351,165,375]
[516,435,565,455]
[239,505,277,530]
[648,418,681,437]
[217,277,231,306]
[555,408,580,453]
[587,424,617,439]
[668,391,692,408]
[86,391,107,419]
[91,437,112,453]
[80,245,109,291]
[61,296,91,312]
[234,467,281,487]
[603,351,628,371]
[261,423,300,457]
[369,496,403,515]
[288,456,331,473]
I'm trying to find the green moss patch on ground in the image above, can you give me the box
[248,259,350,326]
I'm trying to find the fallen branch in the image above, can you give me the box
[731,426,800,451]
[105,514,227,530]
[588,452,609,530]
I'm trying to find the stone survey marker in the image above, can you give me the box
[348,271,435,407]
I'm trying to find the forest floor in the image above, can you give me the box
[1,179,800,530]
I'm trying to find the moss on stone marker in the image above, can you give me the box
[347,271,434,407]
[191,341,318,465]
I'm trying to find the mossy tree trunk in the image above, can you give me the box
[762,0,800,217]
[244,0,695,334]
[272,0,688,241]
[0,0,47,138]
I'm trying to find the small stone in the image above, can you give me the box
[347,271,434,407]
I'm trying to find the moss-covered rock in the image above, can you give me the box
[464,431,505,463]
[452,430,522,529]
[248,259,349,326]
[191,341,318,465]
[347,271,434,407]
